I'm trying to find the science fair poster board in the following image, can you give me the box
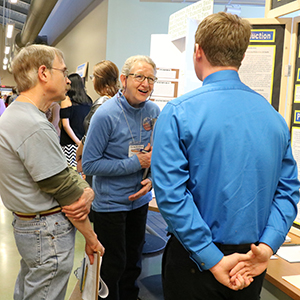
[76,62,88,78]
[289,17,300,230]
[265,0,300,18]
[239,18,291,118]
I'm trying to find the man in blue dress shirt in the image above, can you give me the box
[152,12,300,300]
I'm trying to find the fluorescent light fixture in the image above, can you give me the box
[6,24,14,38]
[3,57,8,65]
[225,5,241,16]
[9,0,18,3]
[4,46,10,55]
[3,65,7,70]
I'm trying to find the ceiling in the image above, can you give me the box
[0,0,31,31]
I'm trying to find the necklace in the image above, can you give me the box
[118,93,142,143]
[21,94,38,108]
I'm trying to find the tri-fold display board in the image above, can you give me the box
[241,18,291,118]
[289,17,300,229]
[265,0,300,18]
[242,16,300,232]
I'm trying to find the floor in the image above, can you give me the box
[0,200,168,300]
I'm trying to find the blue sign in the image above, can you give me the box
[250,30,275,42]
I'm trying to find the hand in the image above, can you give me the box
[85,233,105,264]
[76,141,84,173]
[128,178,152,201]
[136,143,152,169]
[229,243,273,282]
[77,157,83,173]
[210,252,253,290]
[62,187,94,220]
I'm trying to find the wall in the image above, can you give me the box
[106,0,190,71]
[55,0,108,100]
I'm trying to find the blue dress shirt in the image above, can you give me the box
[152,70,300,271]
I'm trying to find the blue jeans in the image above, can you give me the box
[12,212,76,300]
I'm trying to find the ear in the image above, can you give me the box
[120,74,127,89]
[194,43,202,62]
[38,65,48,83]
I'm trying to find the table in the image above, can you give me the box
[265,233,300,300]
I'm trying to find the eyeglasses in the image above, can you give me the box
[128,73,157,84]
[52,67,69,78]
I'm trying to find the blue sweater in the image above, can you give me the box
[152,70,300,271]
[83,90,160,212]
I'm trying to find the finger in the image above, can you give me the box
[250,243,261,256]
[235,274,245,290]
[88,254,94,265]
[144,143,151,151]
[128,192,141,201]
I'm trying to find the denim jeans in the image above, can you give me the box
[12,212,76,300]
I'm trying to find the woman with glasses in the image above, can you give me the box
[60,73,92,168]
[82,55,160,300]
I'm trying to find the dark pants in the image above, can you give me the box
[93,204,148,300]
[162,235,266,300]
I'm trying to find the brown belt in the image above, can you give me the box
[14,206,62,219]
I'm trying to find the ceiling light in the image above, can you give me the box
[3,57,8,65]
[9,0,18,3]
[3,65,7,70]
[6,24,14,39]
[4,46,10,55]
[225,5,241,16]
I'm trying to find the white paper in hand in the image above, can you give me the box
[82,252,109,300]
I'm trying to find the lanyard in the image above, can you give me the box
[118,94,142,144]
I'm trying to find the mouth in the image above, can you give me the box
[138,88,148,94]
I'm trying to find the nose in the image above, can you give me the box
[141,78,150,87]
[66,77,71,84]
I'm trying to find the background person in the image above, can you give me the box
[46,101,61,136]
[0,44,104,300]
[151,12,300,300]
[60,73,92,167]
[76,60,120,184]
[0,96,6,116]
[82,55,160,300]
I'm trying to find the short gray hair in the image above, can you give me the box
[12,44,64,92]
[121,55,156,77]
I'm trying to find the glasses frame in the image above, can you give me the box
[128,73,157,84]
[52,67,69,78]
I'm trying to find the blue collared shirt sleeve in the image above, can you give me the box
[259,141,299,253]
[152,103,224,271]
